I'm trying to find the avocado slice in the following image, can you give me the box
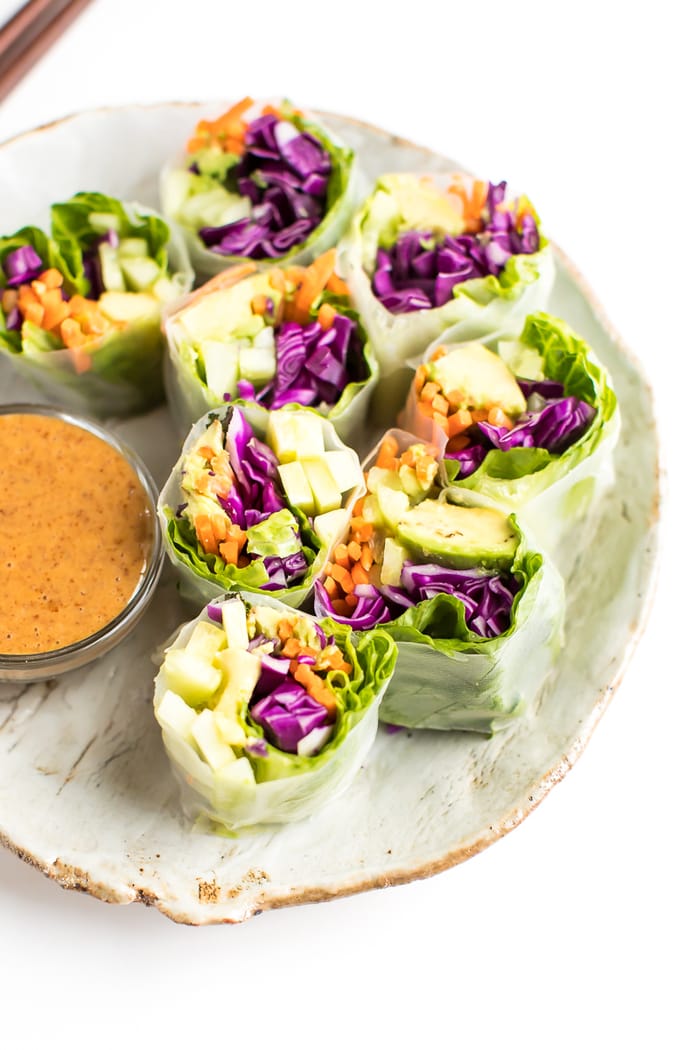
[428,342,527,418]
[395,500,517,571]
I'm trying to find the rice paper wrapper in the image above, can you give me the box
[153,592,397,833]
[158,403,365,609]
[337,171,555,385]
[377,496,565,733]
[403,313,621,575]
[162,262,379,446]
[160,99,366,281]
[1,212,193,419]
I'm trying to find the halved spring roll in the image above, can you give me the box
[401,312,620,569]
[0,193,193,417]
[338,173,554,410]
[163,248,378,444]
[153,592,397,832]
[158,403,364,609]
[313,431,564,733]
[161,96,362,279]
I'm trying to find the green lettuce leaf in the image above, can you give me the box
[51,191,170,291]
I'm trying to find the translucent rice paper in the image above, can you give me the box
[337,172,555,381]
[0,209,193,419]
[402,313,621,573]
[162,262,379,445]
[157,403,365,609]
[152,593,397,833]
[160,99,366,281]
[373,489,566,734]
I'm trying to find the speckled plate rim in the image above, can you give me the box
[0,103,663,924]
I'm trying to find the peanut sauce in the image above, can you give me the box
[0,412,153,655]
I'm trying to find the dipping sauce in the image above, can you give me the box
[0,412,154,656]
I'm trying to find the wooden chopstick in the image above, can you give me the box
[0,0,94,103]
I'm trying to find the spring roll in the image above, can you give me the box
[0,193,193,417]
[153,593,397,832]
[161,96,361,279]
[163,249,377,444]
[400,312,620,566]
[313,431,564,733]
[158,403,364,609]
[338,173,554,382]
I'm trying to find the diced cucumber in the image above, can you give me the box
[162,170,195,218]
[118,237,149,258]
[323,450,360,494]
[192,709,234,771]
[200,339,239,400]
[162,648,222,704]
[120,256,161,293]
[375,483,411,530]
[98,291,160,323]
[277,460,316,516]
[220,599,249,650]
[98,243,126,292]
[212,711,247,747]
[239,343,277,386]
[301,457,343,515]
[313,508,348,548]
[266,411,325,463]
[380,536,408,587]
[88,212,120,234]
[185,621,227,660]
[215,648,262,711]
[213,756,256,809]
[156,689,198,737]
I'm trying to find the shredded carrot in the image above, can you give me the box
[414,365,427,393]
[329,564,353,593]
[219,540,240,565]
[194,515,218,555]
[375,434,400,470]
[251,294,268,315]
[347,540,362,562]
[317,302,336,330]
[186,97,254,154]
[277,619,296,643]
[345,593,359,610]
[281,637,302,658]
[351,562,370,587]
[446,408,473,438]
[449,178,488,233]
[471,408,489,424]
[431,393,450,417]
[488,406,514,430]
[331,598,351,618]
[323,577,339,599]
[289,250,337,321]
[293,664,338,714]
[445,434,471,453]
[420,381,440,403]
[333,543,350,569]
[359,544,374,572]
[430,346,446,362]
[433,412,449,433]
[326,272,349,297]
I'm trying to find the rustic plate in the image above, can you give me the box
[0,104,660,925]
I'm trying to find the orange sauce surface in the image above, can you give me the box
[0,413,152,656]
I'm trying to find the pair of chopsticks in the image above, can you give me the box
[0,0,93,103]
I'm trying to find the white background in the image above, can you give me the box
[0,2,696,1047]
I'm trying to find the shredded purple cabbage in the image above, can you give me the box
[372,182,540,313]
[445,379,596,479]
[248,313,365,410]
[215,406,310,588]
[250,680,330,753]
[198,114,331,259]
[314,562,518,637]
[2,245,44,288]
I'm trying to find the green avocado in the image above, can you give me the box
[428,342,527,417]
[395,500,517,571]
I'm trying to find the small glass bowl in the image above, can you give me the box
[0,404,164,683]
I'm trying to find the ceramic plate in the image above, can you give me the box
[0,104,660,925]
